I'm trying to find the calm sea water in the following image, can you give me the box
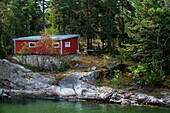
[0,98,169,113]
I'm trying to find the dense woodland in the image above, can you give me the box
[0,0,170,87]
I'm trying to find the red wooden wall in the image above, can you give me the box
[14,36,79,55]
[62,37,79,54]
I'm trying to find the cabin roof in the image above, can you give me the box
[13,34,80,41]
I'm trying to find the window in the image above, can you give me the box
[29,42,36,48]
[53,42,60,48]
[65,42,70,48]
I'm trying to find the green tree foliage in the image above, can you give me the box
[0,0,132,56]
[45,8,58,35]
[124,0,170,86]
[0,0,44,57]
[47,0,132,53]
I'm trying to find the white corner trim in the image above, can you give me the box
[60,40,63,55]
[78,36,80,53]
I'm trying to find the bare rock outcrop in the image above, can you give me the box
[0,59,170,107]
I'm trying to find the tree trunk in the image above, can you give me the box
[62,13,66,34]
[58,17,61,34]
[107,6,112,54]
[71,9,76,34]
[42,0,45,31]
[3,16,7,57]
[11,21,15,54]
[119,0,125,47]
[86,0,92,49]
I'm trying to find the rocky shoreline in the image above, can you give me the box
[0,59,170,107]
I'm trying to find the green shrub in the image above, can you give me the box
[7,46,12,54]
[129,62,165,87]
[0,48,6,59]
[111,70,121,85]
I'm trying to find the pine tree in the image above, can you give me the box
[125,0,170,86]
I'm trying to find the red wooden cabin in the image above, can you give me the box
[13,34,80,55]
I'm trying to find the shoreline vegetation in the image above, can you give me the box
[0,58,170,107]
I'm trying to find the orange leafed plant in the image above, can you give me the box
[36,31,56,54]
[19,42,30,54]
[20,32,56,55]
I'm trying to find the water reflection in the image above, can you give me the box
[0,98,35,105]
[0,98,170,113]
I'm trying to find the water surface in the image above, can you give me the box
[0,98,169,113]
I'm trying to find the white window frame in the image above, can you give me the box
[29,42,36,48]
[53,42,60,48]
[65,42,70,48]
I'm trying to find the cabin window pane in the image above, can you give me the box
[29,42,36,48]
[65,42,70,48]
[53,42,60,48]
